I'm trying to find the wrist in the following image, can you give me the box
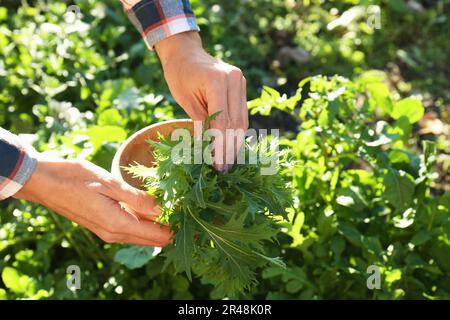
[13,158,63,204]
[155,31,203,66]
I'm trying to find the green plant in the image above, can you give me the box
[1,0,448,300]
[119,118,292,297]
[250,74,449,299]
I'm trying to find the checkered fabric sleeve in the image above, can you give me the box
[120,0,200,50]
[0,128,37,200]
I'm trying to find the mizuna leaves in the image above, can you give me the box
[125,127,292,297]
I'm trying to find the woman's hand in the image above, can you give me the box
[13,158,171,247]
[155,31,248,171]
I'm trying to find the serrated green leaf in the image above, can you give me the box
[203,111,221,130]
[193,174,206,208]
[124,163,157,181]
[126,129,291,297]
[164,213,195,280]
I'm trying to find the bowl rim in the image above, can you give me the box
[111,118,193,186]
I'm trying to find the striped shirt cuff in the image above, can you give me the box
[0,128,37,200]
[122,0,200,50]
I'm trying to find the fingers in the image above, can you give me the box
[184,99,208,140]
[35,159,172,247]
[49,198,171,247]
[224,69,241,170]
[185,98,208,122]
[227,69,248,132]
[206,76,229,171]
[120,186,161,221]
[226,70,248,168]
[241,76,249,131]
[238,77,249,157]
[206,66,248,171]
[93,199,172,247]
[100,177,161,221]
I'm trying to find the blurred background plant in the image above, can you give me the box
[0,0,448,299]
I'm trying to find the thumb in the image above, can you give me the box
[112,181,161,220]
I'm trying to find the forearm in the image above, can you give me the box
[119,0,248,170]
[0,127,37,200]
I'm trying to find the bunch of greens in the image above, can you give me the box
[124,120,292,297]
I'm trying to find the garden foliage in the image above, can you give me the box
[0,0,448,299]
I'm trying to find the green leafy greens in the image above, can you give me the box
[123,123,292,297]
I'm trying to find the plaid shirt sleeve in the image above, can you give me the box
[120,0,200,50]
[0,128,37,200]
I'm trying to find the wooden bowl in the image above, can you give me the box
[111,119,193,189]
